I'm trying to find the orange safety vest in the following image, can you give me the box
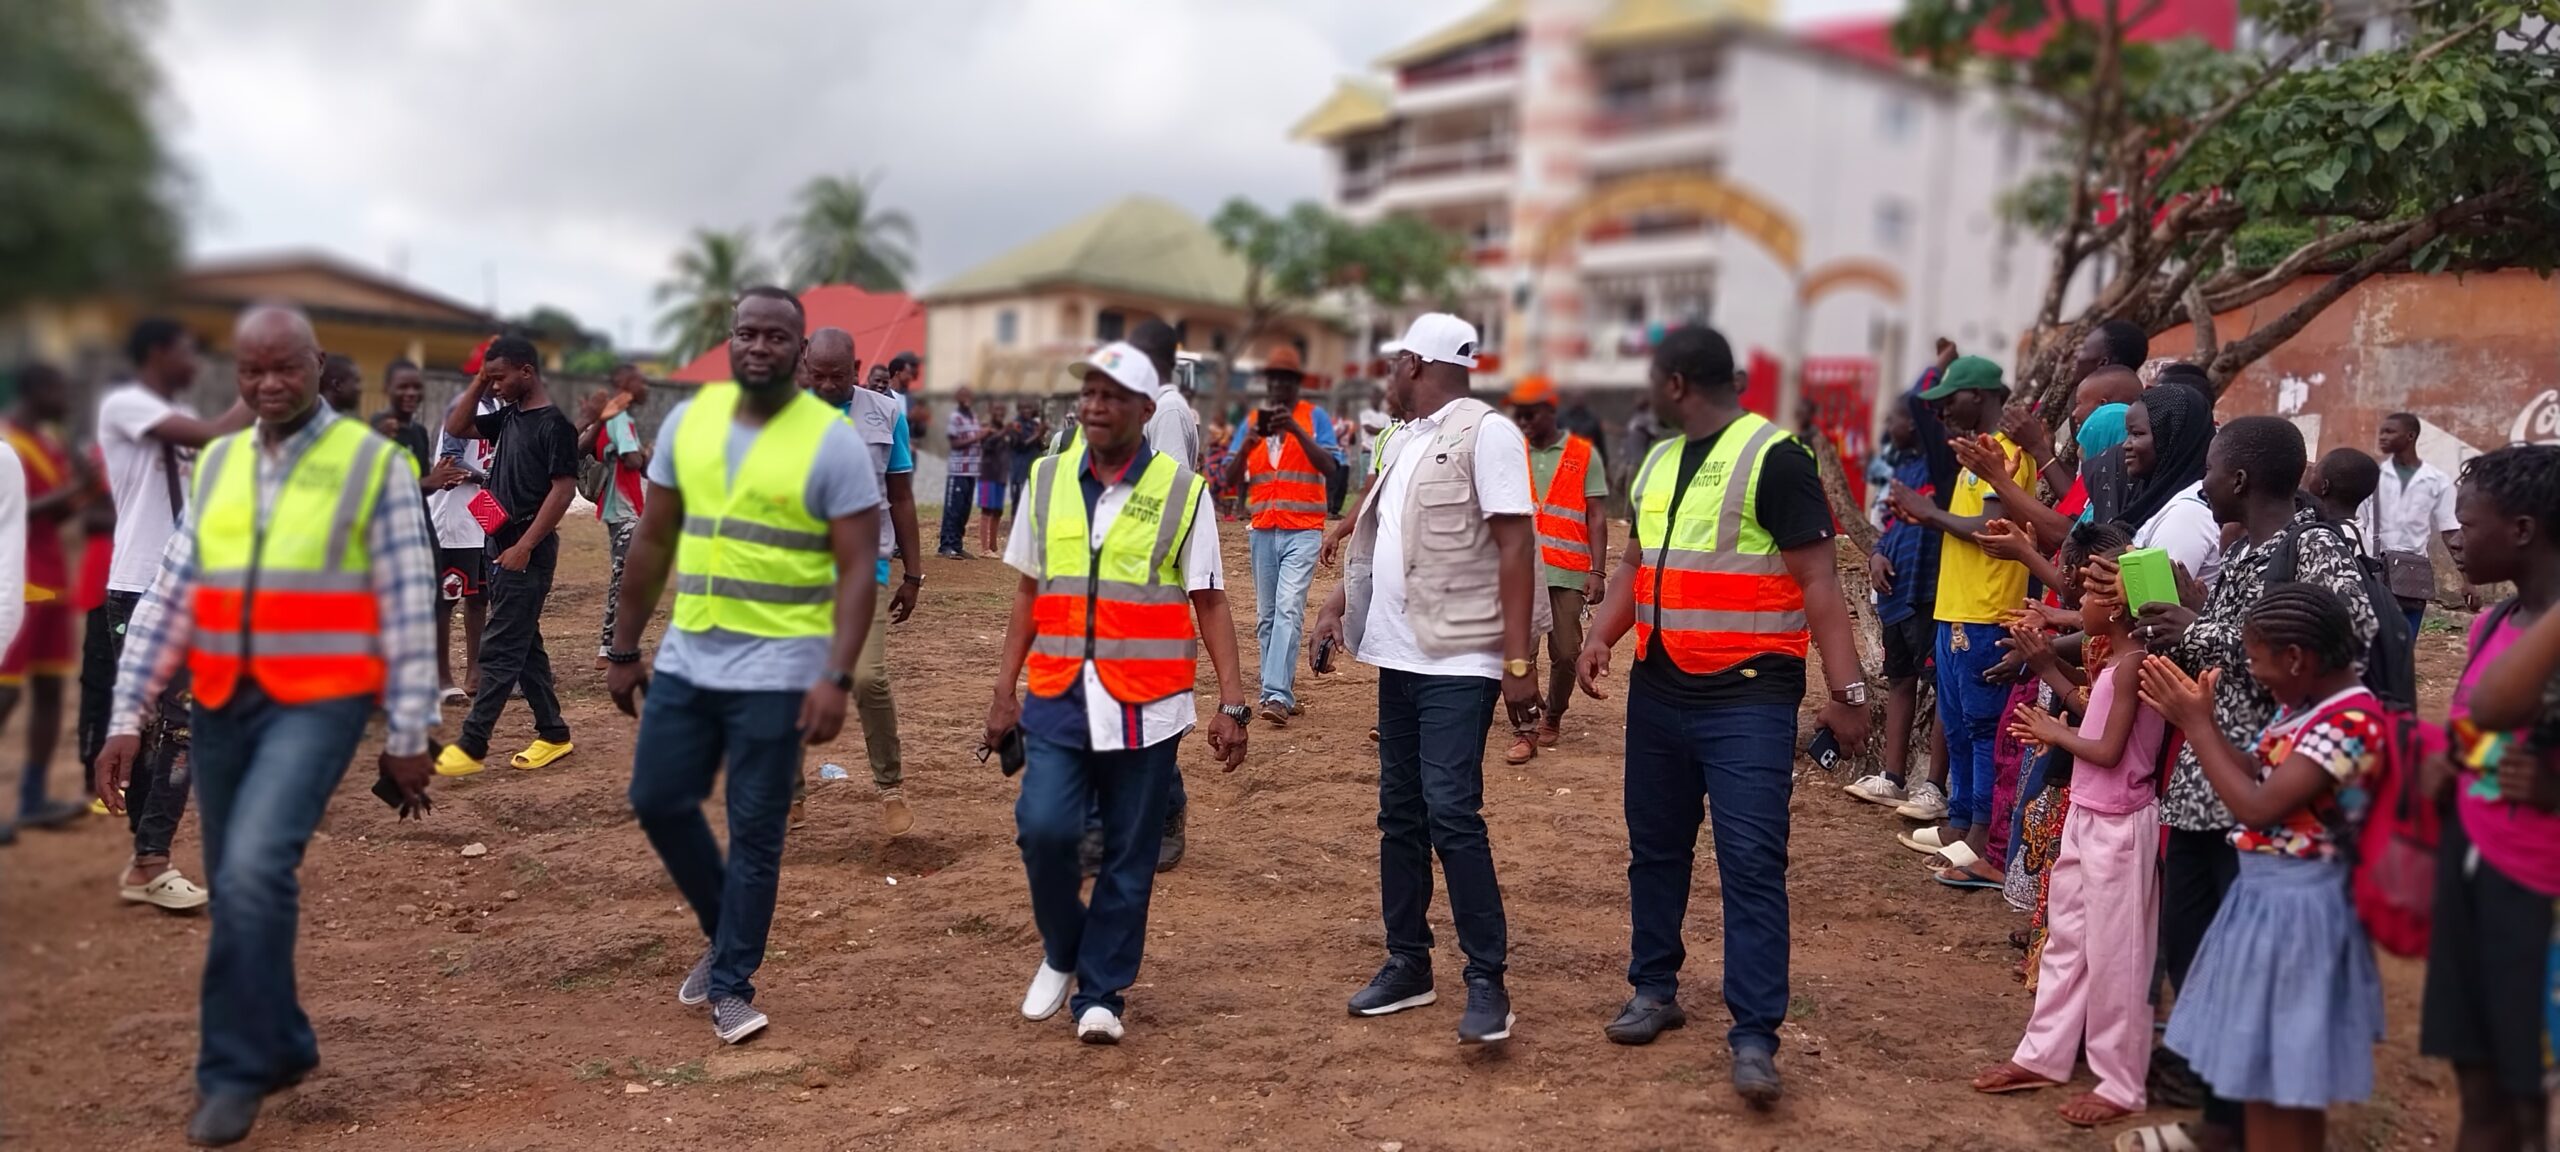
[1629,413,1809,675]
[187,420,401,709]
[1243,401,1328,531]
[1534,433,1599,575]
[1024,443,1209,704]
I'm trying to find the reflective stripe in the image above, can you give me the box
[193,437,237,508]
[1649,548,1792,575]
[1538,503,1585,521]
[1645,606,1810,633]
[1254,468,1326,486]
[1031,635,1198,661]
[675,574,835,604]
[323,435,391,570]
[1038,577,1193,606]
[1715,421,1781,546]
[197,569,372,592]
[1542,538,1593,558]
[192,630,379,657]
[681,515,830,552]
[1248,499,1329,515]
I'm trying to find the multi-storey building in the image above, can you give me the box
[1292,0,2072,424]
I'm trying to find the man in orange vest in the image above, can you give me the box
[989,341,1249,1045]
[1220,344,1342,726]
[1504,374,1609,764]
[93,305,439,1146]
[1573,325,1868,1105]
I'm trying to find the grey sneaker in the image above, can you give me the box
[1895,780,1949,821]
[677,948,712,1007]
[711,996,767,1044]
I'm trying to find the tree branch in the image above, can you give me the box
[2185,279,2219,364]
[2146,34,2322,195]
[2200,218,2414,313]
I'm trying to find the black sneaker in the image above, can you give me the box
[1156,800,1187,873]
[1347,955,1436,1017]
[711,996,768,1044]
[1604,994,1686,1045]
[1731,1044,1782,1105]
[1457,976,1514,1044]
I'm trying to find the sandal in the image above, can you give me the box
[2113,1123,2201,1151]
[1896,826,1960,853]
[2060,1091,2139,1128]
[510,738,574,770]
[120,866,209,912]
[1970,1062,2060,1094]
[1505,734,1538,765]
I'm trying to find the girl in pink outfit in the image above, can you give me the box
[1972,524,2165,1128]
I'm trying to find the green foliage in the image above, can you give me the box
[560,345,620,376]
[1211,198,1468,317]
[785,172,918,292]
[0,0,183,307]
[652,228,773,366]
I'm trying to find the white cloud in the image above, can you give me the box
[148,0,1898,351]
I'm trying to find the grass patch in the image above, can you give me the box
[510,856,551,889]
[1786,995,1817,1021]
[949,913,1003,937]
[574,1060,615,1082]
[552,972,616,993]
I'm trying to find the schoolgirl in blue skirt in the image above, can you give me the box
[2137,582,2386,1152]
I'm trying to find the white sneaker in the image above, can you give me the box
[1895,780,1948,821]
[1076,1005,1124,1045]
[1021,963,1072,1021]
[1842,773,1906,807]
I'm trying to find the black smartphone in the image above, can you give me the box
[371,773,407,810]
[1313,634,1338,674]
[1807,727,1842,773]
[998,727,1027,777]
[1258,408,1284,436]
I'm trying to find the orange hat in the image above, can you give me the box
[1505,374,1557,407]
[1262,345,1304,374]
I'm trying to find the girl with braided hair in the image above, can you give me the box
[2138,581,2387,1152]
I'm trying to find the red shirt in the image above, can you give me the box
[75,444,111,613]
[3,419,71,598]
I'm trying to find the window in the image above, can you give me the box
[995,309,1018,347]
[1096,308,1126,342]
[1875,199,1911,251]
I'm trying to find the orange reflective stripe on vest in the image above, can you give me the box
[1535,433,1597,574]
[1630,414,1810,676]
[1024,444,1206,704]
[1243,400,1327,531]
[186,425,394,709]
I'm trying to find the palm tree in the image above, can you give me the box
[653,227,773,364]
[784,172,918,292]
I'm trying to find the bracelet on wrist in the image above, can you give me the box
[605,648,643,665]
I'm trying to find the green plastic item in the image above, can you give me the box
[2118,546,2179,612]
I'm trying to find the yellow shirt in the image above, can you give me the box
[1933,433,2037,625]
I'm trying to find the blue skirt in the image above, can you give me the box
[2164,852,2385,1108]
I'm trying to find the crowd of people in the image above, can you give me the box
[0,296,2554,1152]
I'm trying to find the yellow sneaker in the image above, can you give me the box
[434,745,486,777]
[510,738,574,770]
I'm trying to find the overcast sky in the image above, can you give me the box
[152,0,1898,353]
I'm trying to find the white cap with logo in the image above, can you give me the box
[1067,341,1160,397]
[1396,313,1479,370]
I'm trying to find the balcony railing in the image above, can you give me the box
[1399,45,1521,89]
[1342,168,1385,203]
[1591,91,1719,137]
[1390,138,1514,180]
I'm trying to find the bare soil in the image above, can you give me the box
[0,525,2468,1150]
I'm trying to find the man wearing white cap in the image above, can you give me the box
[1313,313,1546,1046]
[987,341,1251,1045]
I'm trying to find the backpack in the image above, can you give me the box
[2267,518,2417,712]
[575,425,614,506]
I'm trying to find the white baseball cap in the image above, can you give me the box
[1067,341,1159,397]
[1396,313,1479,369]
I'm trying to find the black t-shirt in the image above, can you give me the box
[1630,425,1834,708]
[374,413,434,476]
[472,403,582,549]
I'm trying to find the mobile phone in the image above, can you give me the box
[371,773,407,810]
[1807,727,1842,773]
[1313,634,1338,674]
[1258,408,1285,436]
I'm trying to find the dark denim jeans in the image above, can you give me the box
[1623,686,1799,1052]
[1017,732,1178,1017]
[628,672,804,1004]
[1934,621,2010,832]
[937,474,976,554]
[189,685,372,1097]
[1375,668,1507,984]
[458,535,568,760]
[79,590,193,856]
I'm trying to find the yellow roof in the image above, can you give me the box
[1585,0,1771,50]
[1291,80,1393,141]
[1376,0,1523,69]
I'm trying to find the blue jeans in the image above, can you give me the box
[1623,686,1798,1052]
[628,672,804,1004]
[1016,733,1179,1016]
[938,474,976,554]
[1249,528,1321,708]
[2403,602,2427,645]
[1376,669,1508,983]
[1935,621,2009,832]
[189,685,372,1098]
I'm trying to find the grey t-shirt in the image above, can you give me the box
[647,399,885,692]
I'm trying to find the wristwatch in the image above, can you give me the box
[902,572,924,586]
[1504,658,1533,678]
[1219,703,1254,725]
[824,669,855,693]
[1831,682,1870,707]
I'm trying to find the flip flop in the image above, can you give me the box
[120,867,209,912]
[1935,862,2005,890]
[1971,1062,2062,1094]
[2114,1123,2201,1151]
[2060,1091,2140,1128]
[511,739,574,770]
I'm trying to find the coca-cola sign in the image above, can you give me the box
[2515,389,2560,445]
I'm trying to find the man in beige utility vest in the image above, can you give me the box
[1312,313,1547,1047]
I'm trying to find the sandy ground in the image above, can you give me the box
[0,521,2468,1150]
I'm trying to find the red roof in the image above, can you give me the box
[1804,0,2233,66]
[669,285,928,383]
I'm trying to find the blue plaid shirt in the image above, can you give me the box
[109,406,442,755]
[1874,449,1940,627]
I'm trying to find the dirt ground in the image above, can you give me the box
[0,521,2471,1151]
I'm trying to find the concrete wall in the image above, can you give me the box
[2155,270,2560,476]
